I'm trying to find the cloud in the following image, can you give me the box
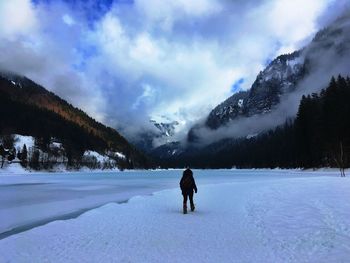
[0,0,107,121]
[133,0,222,31]
[267,0,327,42]
[132,83,157,110]
[189,11,350,147]
[0,0,38,38]
[0,0,347,145]
[62,14,75,26]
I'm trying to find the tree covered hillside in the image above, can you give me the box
[156,76,350,171]
[0,73,150,170]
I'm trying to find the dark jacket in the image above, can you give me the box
[180,168,197,193]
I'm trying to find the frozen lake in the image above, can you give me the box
[0,169,337,239]
[1,169,349,262]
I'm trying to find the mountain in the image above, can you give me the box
[0,72,151,170]
[153,75,350,169]
[151,119,179,138]
[204,13,350,133]
[151,13,350,166]
[206,50,305,129]
[133,119,179,153]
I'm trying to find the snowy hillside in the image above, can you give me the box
[206,51,304,129]
[151,119,179,138]
[0,170,349,262]
[0,72,150,169]
[204,13,350,131]
[133,119,180,152]
[0,134,128,173]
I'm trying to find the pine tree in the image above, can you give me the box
[30,149,40,170]
[21,144,28,167]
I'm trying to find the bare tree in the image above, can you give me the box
[0,145,5,169]
[334,142,346,177]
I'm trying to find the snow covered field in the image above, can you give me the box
[0,170,349,262]
[0,169,260,235]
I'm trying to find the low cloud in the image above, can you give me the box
[190,11,350,147]
[0,0,347,143]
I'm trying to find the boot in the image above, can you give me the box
[190,203,195,212]
[183,203,187,214]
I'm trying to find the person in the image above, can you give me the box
[179,167,197,214]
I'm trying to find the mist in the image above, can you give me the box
[1,0,347,141]
[188,11,350,148]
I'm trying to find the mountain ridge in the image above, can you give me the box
[151,12,350,165]
[0,71,151,170]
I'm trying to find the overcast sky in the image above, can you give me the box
[0,0,348,139]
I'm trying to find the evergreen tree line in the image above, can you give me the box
[159,76,350,171]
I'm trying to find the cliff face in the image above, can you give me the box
[206,51,305,129]
[205,14,350,132]
[151,13,350,165]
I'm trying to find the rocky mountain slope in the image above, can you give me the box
[205,13,350,132]
[206,51,305,129]
[151,12,350,164]
[133,119,179,153]
[183,13,348,142]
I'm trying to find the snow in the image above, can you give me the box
[14,135,35,150]
[287,56,303,68]
[0,169,249,234]
[105,150,126,159]
[264,74,273,81]
[0,170,349,262]
[11,80,16,85]
[83,150,108,163]
[246,133,258,139]
[115,152,126,159]
[51,142,62,148]
[238,98,244,107]
[84,150,125,162]
[0,162,27,174]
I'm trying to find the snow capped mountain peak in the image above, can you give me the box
[204,49,306,130]
[161,12,350,158]
[216,23,350,131]
[150,119,179,137]
[131,119,180,152]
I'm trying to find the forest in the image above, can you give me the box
[2,74,349,171]
[0,75,150,170]
[159,75,350,172]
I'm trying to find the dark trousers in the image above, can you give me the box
[182,190,194,207]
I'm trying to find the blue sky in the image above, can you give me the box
[0,0,348,140]
[32,0,116,25]
[231,78,245,93]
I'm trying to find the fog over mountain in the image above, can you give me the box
[187,12,350,147]
[0,0,348,147]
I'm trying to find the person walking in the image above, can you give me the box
[180,167,197,214]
